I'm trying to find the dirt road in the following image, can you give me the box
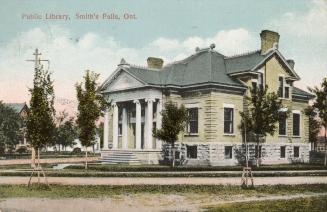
[1,176,327,185]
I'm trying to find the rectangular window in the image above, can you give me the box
[224,146,233,159]
[258,74,263,90]
[285,87,290,99]
[279,113,287,135]
[293,113,300,136]
[175,151,180,159]
[252,81,257,93]
[187,108,198,134]
[278,77,284,98]
[187,145,197,159]
[280,146,286,158]
[294,146,300,158]
[224,108,234,134]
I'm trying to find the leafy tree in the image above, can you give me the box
[26,63,55,159]
[308,78,327,166]
[76,70,107,169]
[26,60,55,186]
[55,111,77,152]
[153,101,188,167]
[240,85,283,167]
[305,106,321,150]
[0,102,23,155]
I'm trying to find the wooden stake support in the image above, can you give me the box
[27,147,49,187]
[241,167,254,187]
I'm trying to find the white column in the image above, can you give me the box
[156,99,163,150]
[112,103,118,149]
[146,98,154,149]
[122,107,128,149]
[134,100,142,150]
[103,108,109,150]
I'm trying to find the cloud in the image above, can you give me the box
[267,0,327,88]
[0,26,256,104]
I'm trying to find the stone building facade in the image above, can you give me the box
[100,30,314,166]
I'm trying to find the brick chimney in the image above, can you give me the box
[147,57,164,69]
[287,59,295,69]
[260,30,280,54]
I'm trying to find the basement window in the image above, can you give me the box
[294,146,300,158]
[187,145,197,159]
[280,146,286,158]
[224,146,233,159]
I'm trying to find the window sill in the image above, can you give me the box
[278,135,287,137]
[184,133,199,137]
[292,136,301,138]
[223,133,236,137]
[186,158,198,160]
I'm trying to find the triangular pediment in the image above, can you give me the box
[105,70,145,92]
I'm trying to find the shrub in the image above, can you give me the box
[72,147,81,154]
[16,146,28,154]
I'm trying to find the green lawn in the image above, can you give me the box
[0,184,327,198]
[204,195,327,212]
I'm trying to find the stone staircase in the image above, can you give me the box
[100,150,141,165]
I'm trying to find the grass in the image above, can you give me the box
[204,195,327,212]
[0,184,327,198]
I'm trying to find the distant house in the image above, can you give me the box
[5,103,29,149]
[100,30,314,166]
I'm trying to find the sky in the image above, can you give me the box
[0,0,326,104]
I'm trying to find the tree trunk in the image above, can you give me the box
[324,127,327,166]
[37,147,40,185]
[85,147,88,170]
[31,147,36,168]
[256,135,260,167]
[171,142,175,168]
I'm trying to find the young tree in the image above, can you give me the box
[308,78,327,166]
[55,111,77,152]
[76,70,107,169]
[26,61,55,185]
[305,106,321,150]
[153,101,188,167]
[0,101,23,155]
[240,86,283,167]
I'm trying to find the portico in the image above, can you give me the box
[102,98,163,151]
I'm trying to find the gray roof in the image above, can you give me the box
[105,48,303,94]
[292,87,315,98]
[124,50,246,88]
[225,50,265,74]
[5,103,27,113]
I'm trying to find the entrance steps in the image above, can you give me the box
[100,150,141,165]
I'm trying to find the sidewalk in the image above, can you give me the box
[0,157,98,165]
[1,176,327,185]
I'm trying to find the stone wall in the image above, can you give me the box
[163,142,310,166]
